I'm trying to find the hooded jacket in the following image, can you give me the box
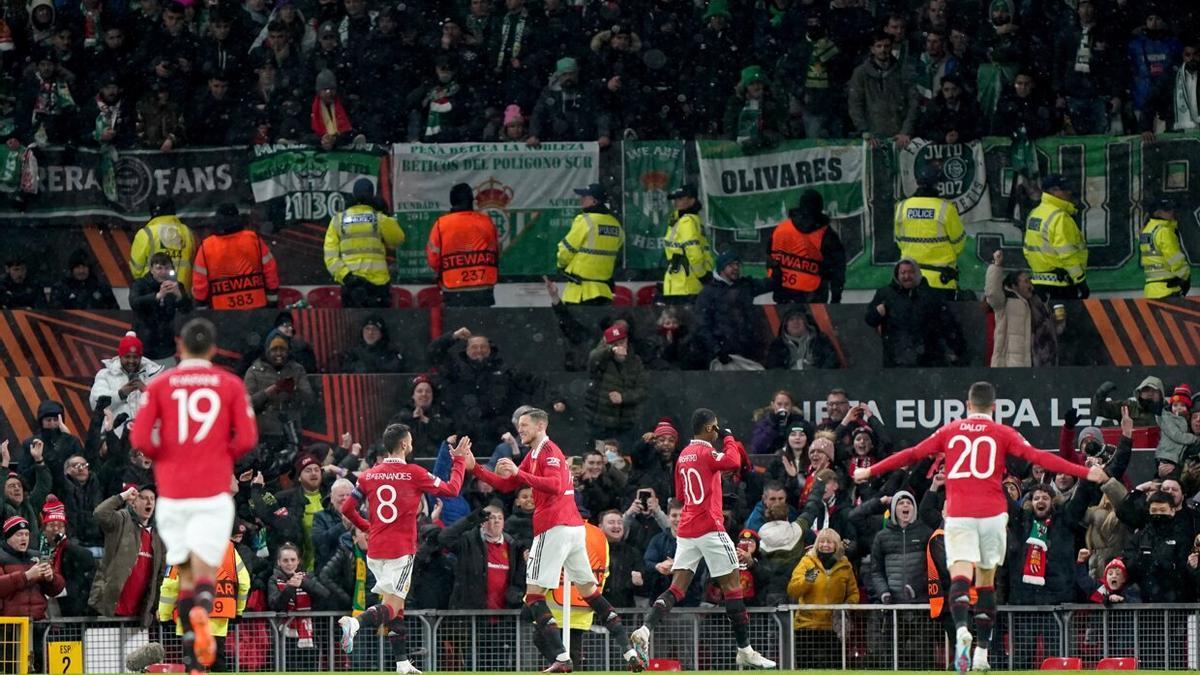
[770,204,847,304]
[89,356,164,425]
[866,492,932,603]
[864,259,967,367]
[1092,376,1165,428]
[17,400,84,492]
[765,307,838,370]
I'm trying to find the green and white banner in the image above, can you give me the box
[248,144,386,226]
[391,142,598,278]
[696,139,866,236]
[620,141,688,270]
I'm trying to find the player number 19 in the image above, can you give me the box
[170,388,221,444]
[946,434,997,480]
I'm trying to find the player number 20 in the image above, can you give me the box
[170,388,222,444]
[946,434,997,480]
[680,467,705,505]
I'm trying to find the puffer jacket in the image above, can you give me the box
[867,515,933,603]
[1092,376,1165,427]
[244,357,316,438]
[584,343,646,432]
[864,259,967,367]
[318,532,378,611]
[0,542,65,619]
[985,262,1057,367]
[88,495,166,626]
[786,551,859,630]
[89,356,164,423]
[1155,411,1199,465]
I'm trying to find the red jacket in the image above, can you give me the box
[0,544,65,620]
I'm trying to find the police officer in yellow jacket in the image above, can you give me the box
[557,182,624,304]
[1140,197,1191,298]
[324,178,405,308]
[661,184,714,304]
[1024,174,1089,300]
[130,198,197,291]
[894,165,965,299]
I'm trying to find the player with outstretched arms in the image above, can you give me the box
[338,424,473,674]
[129,318,258,672]
[473,408,644,673]
[854,382,1107,674]
[630,408,777,669]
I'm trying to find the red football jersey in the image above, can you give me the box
[868,413,1091,518]
[473,436,582,536]
[676,436,742,539]
[130,359,258,500]
[343,456,466,559]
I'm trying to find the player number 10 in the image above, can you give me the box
[946,435,997,480]
[170,388,222,444]
[680,467,705,505]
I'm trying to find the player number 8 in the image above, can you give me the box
[375,485,399,524]
[946,434,997,480]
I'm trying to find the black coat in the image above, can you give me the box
[694,275,770,363]
[61,476,104,547]
[318,532,377,611]
[339,341,404,374]
[867,516,933,602]
[437,509,526,610]
[129,274,192,360]
[428,333,544,446]
[864,265,966,367]
[0,275,45,309]
[1122,516,1195,603]
[604,539,641,607]
[764,309,839,370]
[48,273,118,310]
[1006,493,1089,605]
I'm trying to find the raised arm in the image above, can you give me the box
[1008,432,1093,480]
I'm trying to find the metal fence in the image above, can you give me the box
[33,604,1200,672]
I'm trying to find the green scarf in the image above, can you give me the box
[352,543,368,616]
[1021,517,1051,586]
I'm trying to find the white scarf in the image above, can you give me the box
[1173,67,1200,130]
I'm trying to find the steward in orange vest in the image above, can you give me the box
[927,528,976,639]
[767,190,845,305]
[427,182,500,307]
[192,203,280,310]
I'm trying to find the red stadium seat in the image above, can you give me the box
[1040,657,1083,670]
[613,285,633,306]
[636,285,658,306]
[391,286,414,308]
[417,286,443,308]
[647,659,682,671]
[277,287,303,308]
[1097,657,1138,670]
[306,286,343,309]
[145,665,186,672]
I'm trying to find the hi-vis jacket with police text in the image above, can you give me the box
[557,208,624,303]
[663,209,713,297]
[323,205,405,286]
[894,196,965,290]
[1140,217,1191,298]
[427,210,500,291]
[129,215,197,290]
[1024,192,1087,287]
[192,230,280,309]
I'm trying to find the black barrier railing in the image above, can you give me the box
[32,604,1200,672]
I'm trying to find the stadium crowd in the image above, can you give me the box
[0,0,1191,147]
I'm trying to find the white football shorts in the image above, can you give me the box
[156,493,236,567]
[944,513,1009,569]
[527,525,597,590]
[672,531,739,578]
[367,555,416,598]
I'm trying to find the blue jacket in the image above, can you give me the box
[743,501,798,532]
[431,440,470,525]
[643,531,706,605]
[1128,34,1181,109]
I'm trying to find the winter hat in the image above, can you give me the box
[2,515,29,539]
[293,452,320,476]
[554,57,579,75]
[41,493,66,525]
[411,373,431,388]
[118,331,143,357]
[1077,426,1104,447]
[653,418,678,440]
[739,528,759,542]
[604,324,627,344]
[363,315,385,331]
[1104,557,1127,582]
[264,328,290,351]
[352,178,374,200]
[503,104,524,126]
[715,249,740,273]
[37,399,64,421]
[797,189,824,217]
[274,310,294,328]
[1170,384,1193,409]
[315,68,337,92]
[739,65,767,89]
[703,0,731,20]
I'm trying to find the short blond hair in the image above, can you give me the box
[813,527,845,560]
